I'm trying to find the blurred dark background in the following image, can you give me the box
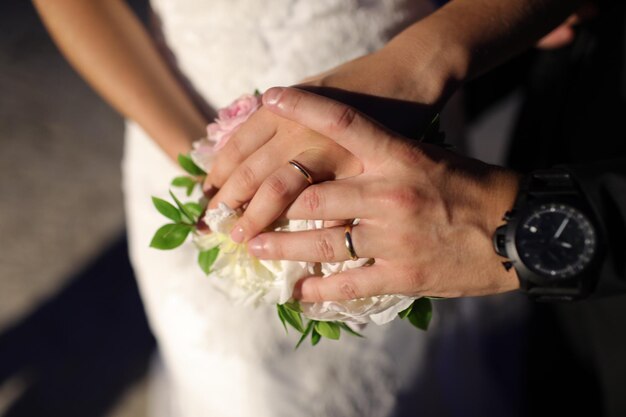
[0,1,155,416]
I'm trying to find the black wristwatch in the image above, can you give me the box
[493,169,601,301]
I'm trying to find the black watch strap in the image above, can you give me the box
[520,170,578,200]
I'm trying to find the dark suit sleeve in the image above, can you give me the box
[562,159,626,297]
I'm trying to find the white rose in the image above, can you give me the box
[197,204,415,325]
[301,295,416,326]
[194,203,309,306]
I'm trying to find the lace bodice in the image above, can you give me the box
[123,1,437,416]
[150,0,433,107]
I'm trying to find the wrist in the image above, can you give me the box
[449,158,522,294]
[383,13,469,109]
[484,167,523,235]
[145,115,206,162]
[420,143,522,295]
[482,168,524,293]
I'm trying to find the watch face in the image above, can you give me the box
[515,203,597,279]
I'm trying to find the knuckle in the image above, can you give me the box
[314,233,336,262]
[300,187,324,214]
[234,164,258,192]
[284,90,303,114]
[330,106,358,134]
[228,135,246,160]
[210,141,244,187]
[380,186,423,213]
[338,277,359,300]
[264,173,290,200]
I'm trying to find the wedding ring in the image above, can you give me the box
[288,160,314,185]
[344,224,359,261]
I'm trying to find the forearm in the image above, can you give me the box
[33,0,208,160]
[382,0,583,106]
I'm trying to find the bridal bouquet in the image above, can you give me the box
[150,92,433,347]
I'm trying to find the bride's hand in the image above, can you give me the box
[244,87,522,300]
[204,43,453,210]
[205,105,363,235]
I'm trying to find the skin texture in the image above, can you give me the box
[34,0,580,183]
[242,88,522,301]
[33,0,208,160]
[207,0,582,245]
[34,0,583,301]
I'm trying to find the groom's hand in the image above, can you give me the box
[246,87,522,301]
[204,45,451,230]
[204,105,364,235]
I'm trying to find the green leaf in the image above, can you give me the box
[407,298,433,331]
[151,197,181,223]
[150,223,192,250]
[277,304,305,333]
[398,303,414,320]
[171,176,197,196]
[254,89,261,96]
[311,327,321,346]
[178,154,206,176]
[198,247,219,275]
[276,304,288,333]
[295,320,315,349]
[169,190,196,223]
[184,202,203,219]
[337,322,364,338]
[283,301,302,313]
[172,176,196,187]
[314,321,341,340]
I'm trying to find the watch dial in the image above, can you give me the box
[515,204,597,279]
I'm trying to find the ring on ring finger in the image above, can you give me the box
[344,223,359,261]
[288,159,314,185]
[249,223,374,263]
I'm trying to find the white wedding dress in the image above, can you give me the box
[122,1,440,416]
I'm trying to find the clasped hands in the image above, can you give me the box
[205,87,521,302]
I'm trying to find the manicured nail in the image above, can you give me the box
[263,87,284,106]
[203,184,216,199]
[230,225,245,243]
[196,218,209,232]
[247,236,264,257]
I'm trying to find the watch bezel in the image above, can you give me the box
[502,197,598,287]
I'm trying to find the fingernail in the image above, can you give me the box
[203,184,216,199]
[247,236,264,257]
[230,225,245,243]
[263,87,284,106]
[196,218,209,232]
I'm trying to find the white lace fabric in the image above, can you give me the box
[122,1,435,416]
